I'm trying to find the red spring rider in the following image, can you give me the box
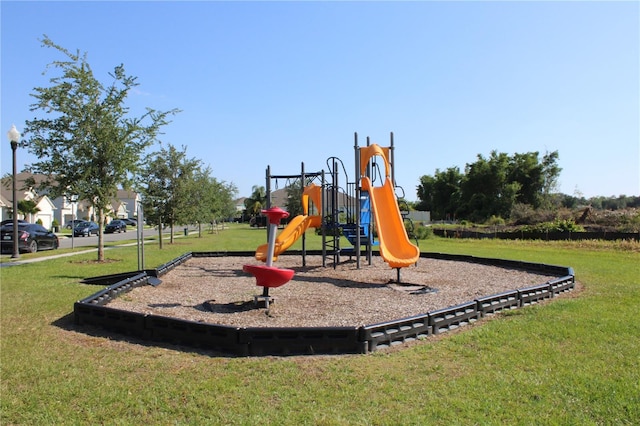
[243,207,295,309]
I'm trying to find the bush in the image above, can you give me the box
[510,203,555,225]
[521,218,585,233]
[414,225,433,240]
[487,215,505,227]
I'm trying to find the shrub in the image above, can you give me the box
[522,218,585,233]
[487,215,505,227]
[509,203,555,225]
[414,225,433,240]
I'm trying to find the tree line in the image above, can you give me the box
[415,150,640,225]
[140,144,237,246]
[415,150,562,222]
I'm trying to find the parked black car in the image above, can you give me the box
[105,220,127,234]
[121,218,137,227]
[73,221,99,237]
[1,223,59,254]
[65,219,87,229]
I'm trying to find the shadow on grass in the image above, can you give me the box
[51,312,244,358]
[52,274,88,281]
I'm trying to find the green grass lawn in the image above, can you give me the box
[1,224,638,425]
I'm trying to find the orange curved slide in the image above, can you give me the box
[255,214,322,262]
[362,176,420,268]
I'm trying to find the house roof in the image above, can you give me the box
[0,177,31,204]
[0,172,140,214]
[117,189,138,199]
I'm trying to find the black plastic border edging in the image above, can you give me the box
[73,251,575,356]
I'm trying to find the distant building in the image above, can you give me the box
[0,172,57,228]
[0,172,141,228]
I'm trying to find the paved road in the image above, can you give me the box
[1,226,195,267]
[59,228,163,249]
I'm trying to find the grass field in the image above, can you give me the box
[1,224,638,425]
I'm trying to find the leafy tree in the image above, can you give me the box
[284,180,302,218]
[416,150,561,223]
[415,175,435,213]
[22,36,178,261]
[509,152,545,207]
[284,179,317,219]
[208,179,238,223]
[139,144,200,245]
[458,151,517,221]
[17,199,40,221]
[244,185,266,219]
[184,167,237,235]
[416,167,463,220]
[540,150,562,208]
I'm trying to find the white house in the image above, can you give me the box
[115,189,140,219]
[0,172,57,229]
[1,173,141,228]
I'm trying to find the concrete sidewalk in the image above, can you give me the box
[0,241,148,268]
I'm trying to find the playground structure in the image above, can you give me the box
[257,132,420,282]
[74,251,575,356]
[72,132,576,356]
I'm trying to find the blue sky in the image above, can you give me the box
[2,1,638,200]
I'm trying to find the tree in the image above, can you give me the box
[17,200,41,222]
[206,179,237,224]
[184,167,237,236]
[509,152,544,208]
[22,36,178,261]
[540,150,562,208]
[458,151,521,221]
[284,179,315,219]
[416,167,463,220]
[416,150,561,223]
[139,144,200,245]
[244,185,266,219]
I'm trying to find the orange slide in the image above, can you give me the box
[254,214,321,261]
[255,184,322,262]
[360,145,420,269]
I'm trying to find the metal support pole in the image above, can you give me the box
[137,201,145,271]
[354,132,360,268]
[265,165,271,242]
[366,136,373,265]
[10,140,19,259]
[301,161,306,267]
[333,158,340,265]
[71,198,76,249]
[266,222,277,268]
[321,169,326,267]
[390,131,395,185]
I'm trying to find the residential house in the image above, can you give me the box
[115,189,140,220]
[0,172,57,229]
[58,190,140,225]
[1,172,142,228]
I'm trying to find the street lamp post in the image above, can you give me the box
[7,125,21,259]
[70,195,78,249]
[137,200,145,271]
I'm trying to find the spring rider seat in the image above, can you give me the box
[243,207,295,309]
